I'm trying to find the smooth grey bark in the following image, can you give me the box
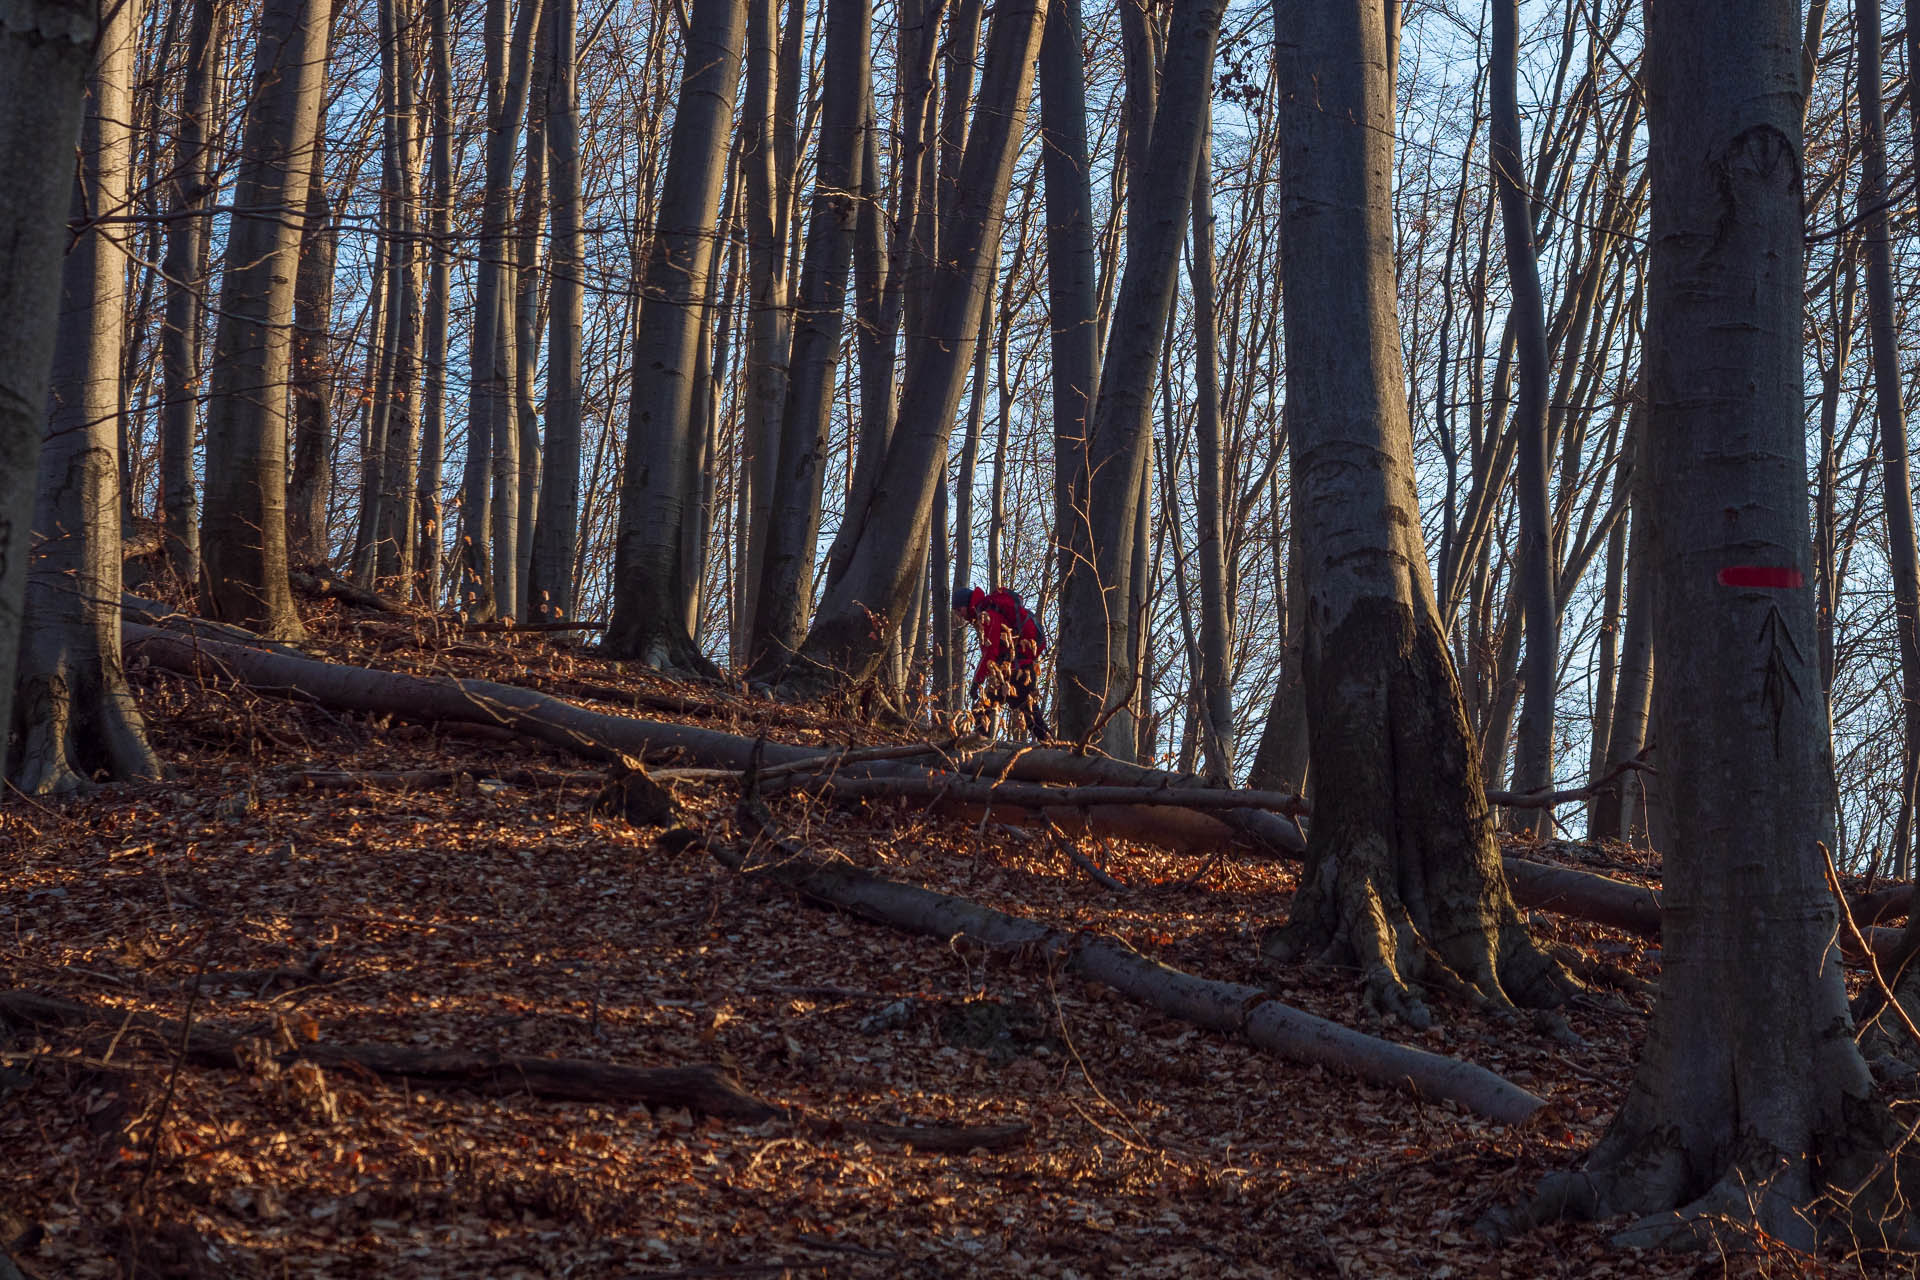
[528,0,582,623]
[13,0,162,793]
[0,0,101,777]
[1492,0,1555,832]
[1188,106,1233,780]
[510,16,551,622]
[1054,0,1224,756]
[1531,0,1903,1248]
[287,137,335,567]
[600,0,745,671]
[735,0,795,650]
[458,0,544,620]
[1038,0,1097,733]
[416,0,454,604]
[371,0,422,589]
[774,0,1046,691]
[157,0,224,588]
[745,0,867,673]
[1265,0,1568,1025]
[200,0,333,641]
[1247,522,1309,796]
[1856,0,1920,881]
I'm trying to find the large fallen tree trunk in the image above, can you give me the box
[0,989,1029,1151]
[719,803,1547,1125]
[124,623,1907,955]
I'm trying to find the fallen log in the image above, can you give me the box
[289,568,408,614]
[122,622,1905,961]
[463,619,607,635]
[295,766,602,792]
[720,804,1547,1125]
[0,989,1029,1151]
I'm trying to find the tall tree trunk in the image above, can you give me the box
[774,0,1047,691]
[1265,0,1568,1025]
[745,0,867,672]
[601,0,746,672]
[528,0,582,622]
[1038,0,1098,738]
[1857,0,1920,881]
[373,0,422,589]
[416,0,454,604]
[201,0,334,641]
[1188,105,1233,780]
[1492,0,1556,833]
[1536,0,1904,1247]
[459,0,544,620]
[1054,0,1224,755]
[14,0,163,792]
[0,0,97,767]
[735,0,795,649]
[158,0,225,588]
[287,134,336,567]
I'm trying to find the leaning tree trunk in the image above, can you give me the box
[157,0,225,588]
[772,0,1046,692]
[1054,0,1224,755]
[200,0,334,641]
[458,0,544,621]
[1188,104,1233,781]
[744,0,868,674]
[13,0,163,793]
[1492,0,1556,833]
[1856,0,1920,882]
[527,0,582,623]
[0,0,101,770]
[415,0,454,604]
[1529,0,1907,1250]
[599,0,746,672]
[1265,0,1569,1027]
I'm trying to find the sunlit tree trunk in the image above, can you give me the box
[157,0,224,588]
[14,0,163,792]
[1265,0,1568,1024]
[1189,104,1233,780]
[601,0,745,671]
[528,0,582,622]
[201,0,334,641]
[775,0,1046,690]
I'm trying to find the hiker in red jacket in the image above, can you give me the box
[953,585,1050,740]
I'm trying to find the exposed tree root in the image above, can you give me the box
[0,990,1029,1151]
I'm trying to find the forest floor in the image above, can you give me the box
[0,599,1902,1278]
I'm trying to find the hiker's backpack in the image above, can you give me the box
[984,588,1046,656]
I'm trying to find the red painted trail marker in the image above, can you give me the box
[1716,566,1805,589]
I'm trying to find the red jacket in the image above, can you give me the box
[968,590,1041,684]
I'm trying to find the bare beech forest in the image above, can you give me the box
[9,0,1920,1273]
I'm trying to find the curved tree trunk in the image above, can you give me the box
[201,0,334,641]
[1054,0,1224,755]
[1265,0,1569,1027]
[600,0,745,672]
[1492,0,1556,833]
[1532,0,1907,1250]
[14,0,162,793]
[0,0,101,773]
[772,0,1045,692]
[157,0,225,588]
[744,0,867,673]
